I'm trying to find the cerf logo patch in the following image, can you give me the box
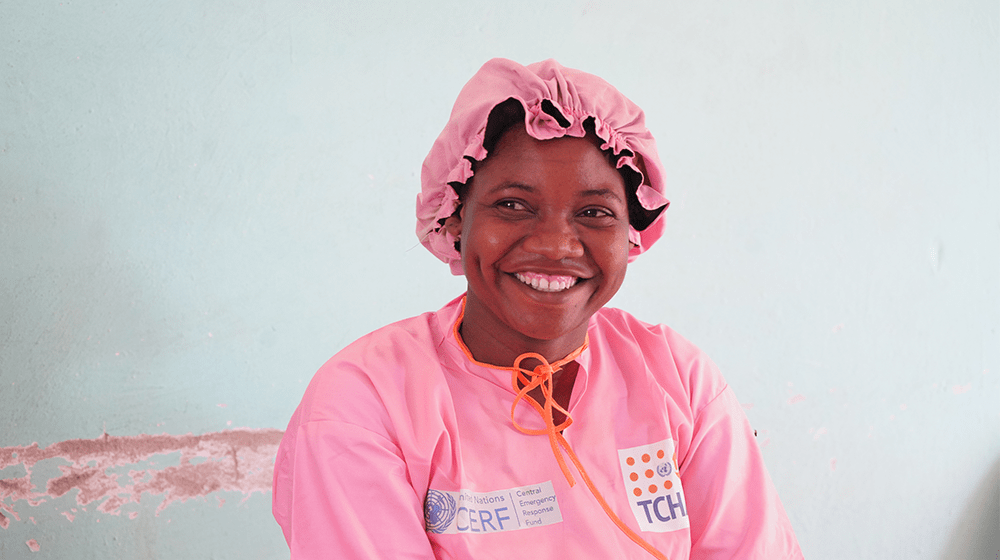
[423,481,562,535]
[617,439,689,532]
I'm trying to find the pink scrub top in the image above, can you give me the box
[273,295,803,559]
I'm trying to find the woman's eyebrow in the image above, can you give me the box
[486,183,624,203]
[486,181,535,195]
[579,188,624,203]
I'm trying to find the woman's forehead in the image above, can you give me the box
[493,124,609,157]
[473,126,616,178]
[469,127,626,199]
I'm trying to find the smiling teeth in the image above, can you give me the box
[514,272,578,293]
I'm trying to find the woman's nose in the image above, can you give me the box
[522,216,585,260]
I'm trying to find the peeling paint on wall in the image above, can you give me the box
[0,429,283,527]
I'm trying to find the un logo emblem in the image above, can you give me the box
[656,462,672,477]
[424,490,457,534]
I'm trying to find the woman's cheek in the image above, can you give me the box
[485,232,503,250]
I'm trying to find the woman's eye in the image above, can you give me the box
[496,200,526,211]
[580,207,613,219]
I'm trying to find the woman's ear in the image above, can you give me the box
[442,207,463,237]
[442,206,463,251]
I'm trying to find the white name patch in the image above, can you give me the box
[617,439,689,532]
[424,481,562,535]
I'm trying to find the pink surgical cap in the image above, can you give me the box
[416,58,670,276]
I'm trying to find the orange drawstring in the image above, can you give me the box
[508,350,669,560]
[451,298,668,560]
[510,350,584,487]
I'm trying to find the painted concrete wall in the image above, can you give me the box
[1,1,997,558]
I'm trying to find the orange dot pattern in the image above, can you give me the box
[624,445,678,498]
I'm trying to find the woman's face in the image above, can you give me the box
[454,126,631,362]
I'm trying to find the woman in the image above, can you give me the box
[273,58,803,559]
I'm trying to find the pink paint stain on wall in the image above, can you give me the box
[0,429,282,528]
[26,538,40,552]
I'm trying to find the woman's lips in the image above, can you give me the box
[513,272,579,293]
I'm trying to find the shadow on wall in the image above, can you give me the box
[941,457,1000,560]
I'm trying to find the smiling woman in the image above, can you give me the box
[272,58,803,560]
[452,126,631,367]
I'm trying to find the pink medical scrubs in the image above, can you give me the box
[273,295,803,559]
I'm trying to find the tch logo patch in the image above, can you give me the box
[617,439,689,532]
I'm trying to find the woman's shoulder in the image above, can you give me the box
[591,306,728,412]
[337,312,445,363]
[591,307,704,357]
[293,297,463,424]
[328,295,463,368]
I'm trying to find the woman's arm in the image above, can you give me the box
[273,417,437,559]
[681,386,803,560]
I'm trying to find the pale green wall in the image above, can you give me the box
[1,1,997,558]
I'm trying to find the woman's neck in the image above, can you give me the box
[459,319,586,369]
[458,297,588,368]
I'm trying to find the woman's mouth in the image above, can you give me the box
[513,272,579,293]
